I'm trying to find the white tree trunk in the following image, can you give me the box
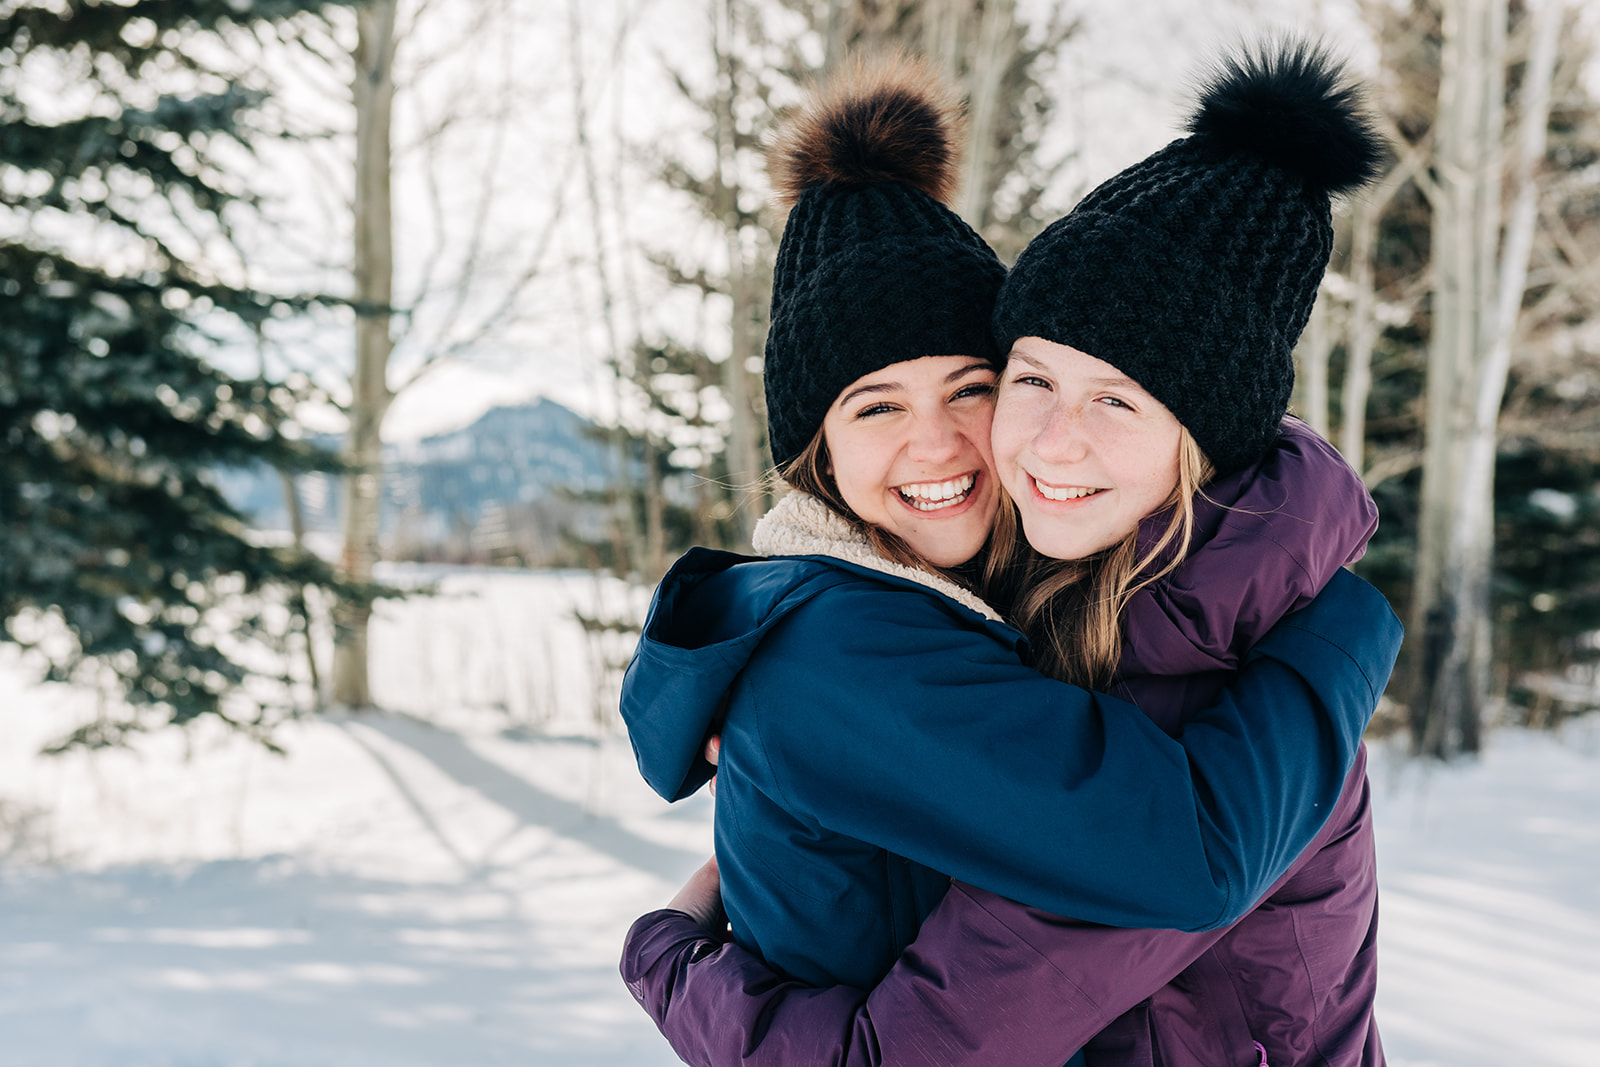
[715,0,765,551]
[1298,292,1333,438]
[1338,138,1426,477]
[1411,0,1561,756]
[920,0,961,79]
[1411,0,1491,755]
[569,0,648,575]
[1340,199,1380,471]
[332,0,398,710]
[954,0,1011,230]
[280,471,322,705]
[1442,0,1563,748]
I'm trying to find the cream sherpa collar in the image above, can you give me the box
[751,491,1003,623]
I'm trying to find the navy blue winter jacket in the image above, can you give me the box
[621,513,1401,989]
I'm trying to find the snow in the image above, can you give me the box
[0,570,702,1067]
[1368,727,1600,1066]
[2,569,1598,1066]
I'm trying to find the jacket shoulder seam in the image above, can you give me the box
[1269,622,1377,703]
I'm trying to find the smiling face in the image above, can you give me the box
[820,355,1001,568]
[991,336,1183,561]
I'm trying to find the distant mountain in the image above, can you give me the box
[217,398,617,542]
[385,398,617,522]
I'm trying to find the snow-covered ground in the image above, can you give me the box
[1368,725,1600,1066]
[1,568,1598,1066]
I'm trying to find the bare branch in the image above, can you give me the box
[1372,111,1439,205]
[406,5,521,361]
[1363,447,1424,489]
[1518,194,1600,329]
[390,146,576,395]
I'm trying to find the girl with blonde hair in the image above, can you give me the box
[623,39,1393,1067]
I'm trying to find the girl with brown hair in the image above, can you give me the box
[621,41,1394,1066]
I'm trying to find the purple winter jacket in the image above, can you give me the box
[622,418,1385,1067]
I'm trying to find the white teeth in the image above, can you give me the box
[896,473,976,510]
[1034,479,1104,502]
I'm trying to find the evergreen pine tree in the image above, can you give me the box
[0,0,354,747]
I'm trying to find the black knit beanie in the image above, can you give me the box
[993,39,1385,475]
[763,57,1007,469]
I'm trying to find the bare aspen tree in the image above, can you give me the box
[316,0,567,704]
[1332,126,1429,474]
[332,0,399,709]
[607,53,666,579]
[950,0,1009,226]
[1331,3,1441,483]
[1338,201,1378,469]
[1411,0,1565,756]
[568,0,653,574]
[921,0,963,76]
[1324,0,1600,734]
[640,0,784,555]
[250,324,325,707]
[714,0,768,550]
[1297,295,1334,437]
[1410,0,1500,755]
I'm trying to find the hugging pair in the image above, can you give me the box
[622,38,1398,1067]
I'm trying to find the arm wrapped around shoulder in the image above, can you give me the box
[1177,566,1400,921]
[742,569,1398,932]
[1120,417,1379,684]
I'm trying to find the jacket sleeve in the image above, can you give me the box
[621,909,886,1067]
[621,884,1229,1067]
[1119,417,1380,681]
[620,758,1376,1067]
[746,567,1399,931]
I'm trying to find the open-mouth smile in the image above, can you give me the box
[1031,475,1106,502]
[895,472,978,512]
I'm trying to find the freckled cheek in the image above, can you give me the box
[1093,418,1150,461]
[991,395,1047,466]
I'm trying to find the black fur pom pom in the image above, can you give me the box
[1187,38,1385,195]
[769,53,964,207]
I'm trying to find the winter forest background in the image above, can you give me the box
[2,0,1599,1064]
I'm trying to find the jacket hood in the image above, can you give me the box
[1118,417,1378,703]
[621,492,1005,803]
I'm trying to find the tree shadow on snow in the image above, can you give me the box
[0,856,688,1067]
[343,713,702,885]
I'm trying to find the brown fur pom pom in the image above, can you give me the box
[768,53,965,208]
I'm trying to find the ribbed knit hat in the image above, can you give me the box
[994,39,1385,475]
[763,56,1007,469]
